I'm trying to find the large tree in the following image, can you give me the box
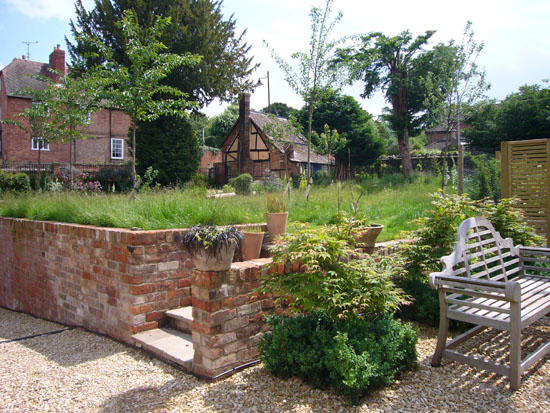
[298,90,384,169]
[135,116,201,185]
[338,30,435,177]
[261,102,298,120]
[266,0,345,181]
[67,0,256,107]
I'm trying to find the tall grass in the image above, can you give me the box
[0,173,445,240]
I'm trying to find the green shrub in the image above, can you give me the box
[313,171,331,186]
[0,171,31,193]
[396,191,544,326]
[94,166,133,192]
[228,173,253,195]
[290,172,302,189]
[468,153,501,202]
[262,224,408,320]
[222,184,234,193]
[188,173,209,189]
[260,312,418,404]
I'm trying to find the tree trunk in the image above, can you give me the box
[307,105,313,180]
[392,82,413,178]
[37,145,41,191]
[132,122,137,187]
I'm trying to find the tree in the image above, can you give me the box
[298,90,384,169]
[266,0,344,181]
[338,30,436,177]
[207,103,239,147]
[422,22,489,190]
[1,85,57,189]
[77,10,201,187]
[135,116,201,185]
[462,99,500,151]
[498,83,550,141]
[261,102,298,119]
[68,0,257,108]
[312,124,346,173]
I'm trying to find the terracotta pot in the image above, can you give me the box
[266,212,288,240]
[354,224,384,253]
[191,243,237,271]
[242,231,265,261]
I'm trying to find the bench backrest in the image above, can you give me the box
[441,217,521,282]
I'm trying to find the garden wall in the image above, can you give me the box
[0,217,193,343]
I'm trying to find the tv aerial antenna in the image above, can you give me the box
[22,41,38,60]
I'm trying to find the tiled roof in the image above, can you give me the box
[1,58,51,97]
[249,112,332,165]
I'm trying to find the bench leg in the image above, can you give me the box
[509,301,521,390]
[432,289,449,367]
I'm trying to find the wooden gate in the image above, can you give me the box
[501,139,550,246]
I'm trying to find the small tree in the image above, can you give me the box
[79,10,201,188]
[1,85,57,190]
[312,124,346,174]
[265,0,344,185]
[423,22,489,191]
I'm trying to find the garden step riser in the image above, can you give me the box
[165,307,193,334]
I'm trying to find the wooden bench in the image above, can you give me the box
[429,217,550,389]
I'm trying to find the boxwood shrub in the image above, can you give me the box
[259,311,418,404]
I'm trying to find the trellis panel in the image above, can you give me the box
[501,139,550,246]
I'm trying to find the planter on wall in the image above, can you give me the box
[266,212,288,240]
[353,224,384,253]
[192,243,238,271]
[241,231,265,261]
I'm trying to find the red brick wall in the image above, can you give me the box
[0,217,193,343]
[200,149,222,173]
[191,259,291,378]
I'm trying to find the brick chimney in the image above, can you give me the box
[239,93,251,174]
[49,44,65,83]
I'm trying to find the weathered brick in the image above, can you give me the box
[224,340,247,355]
[158,260,179,271]
[223,316,249,333]
[130,284,156,295]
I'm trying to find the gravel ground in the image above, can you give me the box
[1,307,549,413]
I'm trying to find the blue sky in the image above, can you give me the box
[1,0,549,118]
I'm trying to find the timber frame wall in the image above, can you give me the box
[501,139,550,246]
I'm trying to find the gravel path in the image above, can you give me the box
[1,307,549,412]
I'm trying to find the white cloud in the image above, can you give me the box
[5,0,94,21]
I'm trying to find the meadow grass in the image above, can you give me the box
[0,173,446,241]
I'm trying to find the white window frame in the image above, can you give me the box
[31,138,49,151]
[111,138,124,159]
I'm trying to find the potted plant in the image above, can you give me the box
[182,225,243,271]
[339,212,384,254]
[265,193,288,240]
[241,225,265,261]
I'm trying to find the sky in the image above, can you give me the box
[1,0,549,118]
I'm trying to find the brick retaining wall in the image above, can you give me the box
[0,217,193,343]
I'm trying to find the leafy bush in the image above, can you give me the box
[228,173,253,195]
[396,191,544,326]
[261,224,408,320]
[222,184,234,193]
[94,166,133,192]
[290,172,302,189]
[468,153,501,202]
[0,171,31,193]
[313,171,331,186]
[260,311,418,404]
[188,173,209,189]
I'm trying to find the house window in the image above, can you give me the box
[111,138,124,159]
[31,138,49,151]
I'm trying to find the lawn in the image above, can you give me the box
[0,173,445,241]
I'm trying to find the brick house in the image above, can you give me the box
[0,45,130,167]
[218,94,332,183]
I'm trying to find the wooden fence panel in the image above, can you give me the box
[501,139,550,246]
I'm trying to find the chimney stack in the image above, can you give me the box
[49,44,65,83]
[239,94,251,174]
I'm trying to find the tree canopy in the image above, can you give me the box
[261,102,298,119]
[464,83,550,150]
[68,0,257,108]
[337,30,436,176]
[298,90,383,167]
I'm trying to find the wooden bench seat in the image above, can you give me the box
[429,217,550,390]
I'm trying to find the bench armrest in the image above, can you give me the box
[429,272,521,302]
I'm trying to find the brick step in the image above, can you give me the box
[165,306,193,334]
[132,328,193,371]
